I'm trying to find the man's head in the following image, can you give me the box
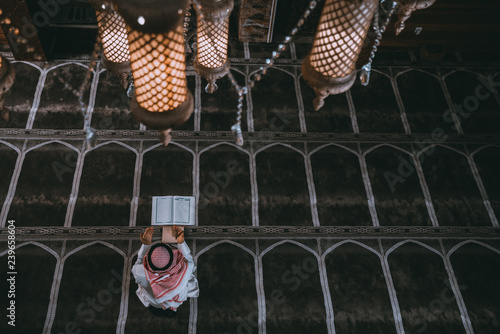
[147,243,174,271]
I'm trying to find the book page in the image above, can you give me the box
[152,196,173,225]
[173,196,194,225]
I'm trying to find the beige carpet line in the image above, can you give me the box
[42,240,66,334]
[304,143,320,227]
[440,240,475,334]
[25,67,47,130]
[466,153,499,227]
[116,240,133,334]
[254,240,266,334]
[129,141,143,227]
[358,144,381,227]
[317,240,336,334]
[410,144,440,227]
[64,142,91,228]
[249,144,259,227]
[346,90,360,134]
[293,68,307,133]
[84,62,101,131]
[437,70,464,134]
[0,140,26,227]
[378,240,406,334]
[389,68,412,135]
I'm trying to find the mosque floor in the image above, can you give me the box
[1,51,500,333]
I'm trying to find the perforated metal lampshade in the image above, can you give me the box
[113,0,193,145]
[394,0,436,35]
[302,0,378,110]
[0,55,15,94]
[128,26,188,112]
[90,0,131,78]
[0,55,16,121]
[194,0,233,93]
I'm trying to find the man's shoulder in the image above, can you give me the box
[132,263,146,277]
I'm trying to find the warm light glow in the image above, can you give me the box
[309,0,378,78]
[96,10,130,63]
[128,25,188,112]
[196,16,229,69]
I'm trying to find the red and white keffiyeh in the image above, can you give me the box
[143,245,190,300]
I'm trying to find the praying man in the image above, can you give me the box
[132,226,199,317]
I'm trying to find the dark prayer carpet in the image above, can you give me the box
[1,52,500,334]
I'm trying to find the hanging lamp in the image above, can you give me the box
[90,0,131,87]
[0,55,15,122]
[113,0,194,145]
[193,0,234,93]
[302,0,378,110]
[394,0,436,35]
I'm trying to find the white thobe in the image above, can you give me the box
[132,242,199,310]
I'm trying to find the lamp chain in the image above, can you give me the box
[193,0,321,146]
[227,71,246,146]
[57,8,105,150]
[360,0,397,86]
[183,5,192,51]
[247,0,319,87]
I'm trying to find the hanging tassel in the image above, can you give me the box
[359,63,372,86]
[86,127,97,150]
[231,123,243,146]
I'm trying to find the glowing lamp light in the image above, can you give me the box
[193,0,234,93]
[113,0,193,145]
[128,26,188,112]
[90,0,131,83]
[302,0,378,110]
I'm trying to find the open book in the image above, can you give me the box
[151,196,196,226]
